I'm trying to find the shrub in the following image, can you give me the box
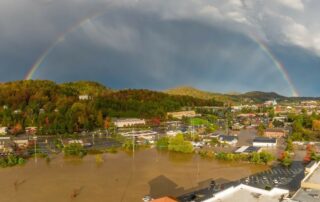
[63,143,87,158]
[168,134,193,153]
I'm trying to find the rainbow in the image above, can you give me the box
[249,33,299,97]
[25,12,299,97]
[25,12,103,80]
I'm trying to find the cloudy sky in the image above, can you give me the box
[1,0,320,96]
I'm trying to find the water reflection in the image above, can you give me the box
[158,150,194,163]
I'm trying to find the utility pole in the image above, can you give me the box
[197,154,199,185]
[132,128,135,156]
[33,135,37,163]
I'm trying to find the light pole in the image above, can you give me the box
[33,135,37,163]
[132,129,135,156]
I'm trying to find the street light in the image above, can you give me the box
[33,135,37,163]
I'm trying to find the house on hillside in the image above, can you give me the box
[79,94,92,100]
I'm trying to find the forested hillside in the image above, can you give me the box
[0,80,222,135]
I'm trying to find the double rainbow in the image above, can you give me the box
[25,12,299,97]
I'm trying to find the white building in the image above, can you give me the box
[264,100,277,106]
[120,130,157,137]
[234,146,262,154]
[67,139,84,146]
[79,94,91,100]
[253,137,277,147]
[0,127,8,135]
[289,161,320,202]
[114,118,146,128]
[166,130,183,137]
[13,139,29,148]
[167,111,197,119]
[218,135,238,146]
[203,184,289,202]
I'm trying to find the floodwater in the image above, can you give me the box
[0,149,268,202]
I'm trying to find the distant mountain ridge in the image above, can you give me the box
[0,81,318,105]
[239,91,285,101]
[165,86,234,103]
[165,86,295,103]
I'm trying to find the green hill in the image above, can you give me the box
[60,81,113,96]
[164,87,298,103]
[165,86,238,103]
[0,80,225,135]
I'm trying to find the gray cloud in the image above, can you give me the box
[0,0,320,96]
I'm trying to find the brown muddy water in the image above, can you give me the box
[0,149,268,202]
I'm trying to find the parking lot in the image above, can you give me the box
[239,161,305,191]
[178,161,305,202]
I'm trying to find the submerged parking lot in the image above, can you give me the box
[178,161,305,202]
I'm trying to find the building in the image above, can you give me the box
[166,130,183,137]
[120,130,157,137]
[0,136,13,154]
[234,146,262,154]
[218,135,238,146]
[264,100,277,106]
[167,111,197,119]
[151,196,178,202]
[264,128,286,138]
[79,94,91,100]
[289,161,320,202]
[203,183,289,202]
[0,127,8,135]
[114,118,146,128]
[237,113,256,118]
[301,100,318,106]
[25,127,37,135]
[67,139,84,146]
[13,139,29,148]
[253,137,277,147]
[232,123,244,130]
[208,132,220,139]
[300,161,320,190]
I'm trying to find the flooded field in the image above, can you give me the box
[0,149,268,202]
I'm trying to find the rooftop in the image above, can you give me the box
[219,135,238,142]
[253,137,277,143]
[203,184,288,202]
[290,188,320,202]
[114,118,145,122]
[265,128,285,133]
[290,161,320,201]
[302,162,320,187]
[152,196,178,202]
[235,146,261,153]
